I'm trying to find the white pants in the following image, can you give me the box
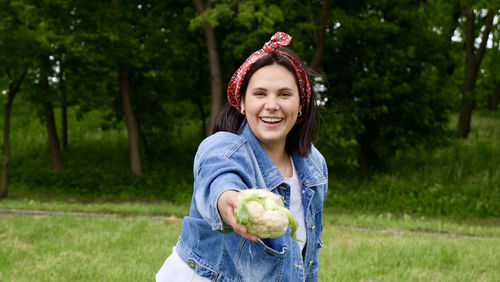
[156,247,210,282]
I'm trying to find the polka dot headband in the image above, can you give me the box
[227,32,312,122]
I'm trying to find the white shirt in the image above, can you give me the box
[284,157,307,252]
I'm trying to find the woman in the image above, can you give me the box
[156,32,328,282]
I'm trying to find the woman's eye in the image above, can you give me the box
[254,91,265,96]
[280,92,291,97]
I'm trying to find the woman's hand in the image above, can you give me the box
[217,190,259,241]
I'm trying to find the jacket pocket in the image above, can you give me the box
[236,238,287,281]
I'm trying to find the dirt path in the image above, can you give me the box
[0,208,182,223]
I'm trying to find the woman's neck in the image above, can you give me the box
[262,143,292,178]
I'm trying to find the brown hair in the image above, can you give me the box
[212,50,319,157]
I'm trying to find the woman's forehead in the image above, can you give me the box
[247,64,298,90]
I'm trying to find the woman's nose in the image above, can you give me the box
[264,97,279,110]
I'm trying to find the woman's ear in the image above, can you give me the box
[240,101,246,115]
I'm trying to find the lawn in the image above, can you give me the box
[0,212,179,281]
[1,202,499,282]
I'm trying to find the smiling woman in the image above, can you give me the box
[241,63,302,166]
[156,32,327,282]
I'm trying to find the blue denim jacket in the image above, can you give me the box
[175,124,328,282]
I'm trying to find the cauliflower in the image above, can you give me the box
[235,188,300,240]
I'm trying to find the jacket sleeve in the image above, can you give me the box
[193,134,254,231]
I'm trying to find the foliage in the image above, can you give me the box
[318,0,455,171]
[326,112,500,219]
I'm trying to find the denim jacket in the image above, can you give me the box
[175,124,328,282]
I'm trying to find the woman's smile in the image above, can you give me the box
[260,116,284,125]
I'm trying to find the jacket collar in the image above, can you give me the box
[239,123,327,189]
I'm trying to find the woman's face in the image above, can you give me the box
[241,63,302,152]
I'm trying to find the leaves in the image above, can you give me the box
[0,0,497,175]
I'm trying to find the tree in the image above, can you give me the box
[0,70,26,198]
[318,0,454,173]
[310,0,334,71]
[0,0,38,197]
[484,12,500,111]
[458,2,495,138]
[193,0,224,135]
[108,0,143,176]
[39,54,64,171]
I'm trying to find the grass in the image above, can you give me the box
[0,198,189,218]
[319,224,500,281]
[0,213,182,282]
[1,202,499,282]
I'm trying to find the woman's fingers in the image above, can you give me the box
[218,190,258,241]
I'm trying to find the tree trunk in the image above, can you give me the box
[111,0,143,176]
[120,69,143,176]
[310,0,333,71]
[356,138,368,175]
[439,0,461,78]
[196,39,208,138]
[1,70,26,199]
[356,134,375,175]
[194,0,223,136]
[61,96,68,150]
[457,3,494,138]
[60,62,68,150]
[458,102,474,138]
[40,57,64,171]
[0,98,13,199]
[489,85,500,111]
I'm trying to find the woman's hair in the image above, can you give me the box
[212,48,319,157]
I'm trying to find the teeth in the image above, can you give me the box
[261,117,283,123]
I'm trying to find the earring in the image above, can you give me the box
[298,111,302,117]
[241,109,245,115]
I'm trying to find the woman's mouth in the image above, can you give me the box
[260,117,283,124]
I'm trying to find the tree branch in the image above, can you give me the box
[307,0,316,39]
[311,0,333,70]
[464,2,475,78]
[474,9,494,66]
[11,70,27,97]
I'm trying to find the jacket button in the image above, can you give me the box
[308,260,314,266]
[188,261,196,268]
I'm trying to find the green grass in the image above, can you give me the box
[1,203,499,282]
[0,198,189,218]
[319,224,500,281]
[0,213,182,282]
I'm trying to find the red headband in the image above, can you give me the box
[227,32,311,122]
